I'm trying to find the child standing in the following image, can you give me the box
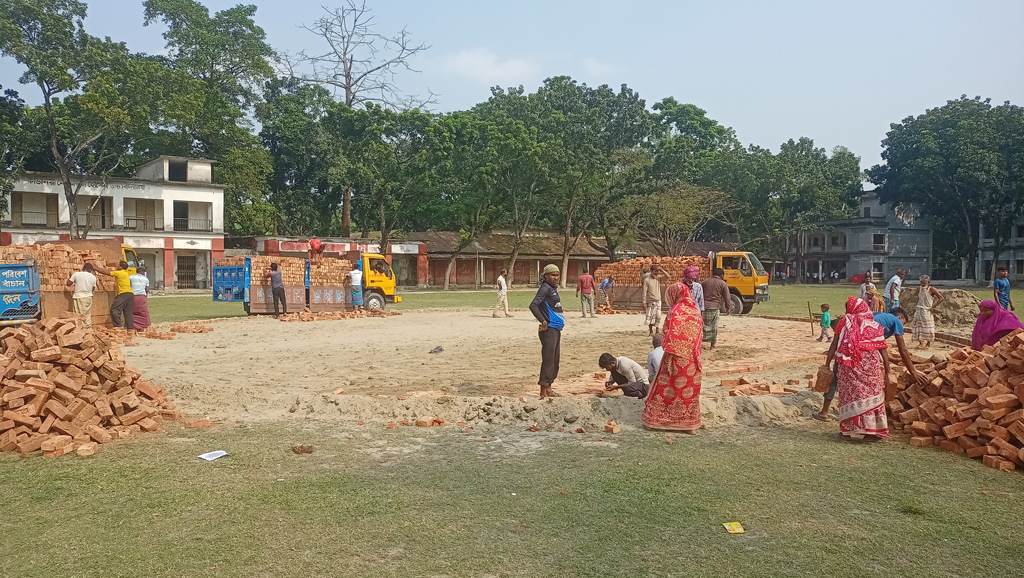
[817,304,832,342]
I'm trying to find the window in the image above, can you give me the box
[863,207,871,218]
[369,258,393,279]
[168,160,188,182]
[872,234,886,251]
[812,237,820,247]
[720,256,741,271]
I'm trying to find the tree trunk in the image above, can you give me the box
[506,244,522,289]
[560,216,572,289]
[443,254,458,291]
[342,186,352,237]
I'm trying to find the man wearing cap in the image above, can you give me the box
[530,264,565,399]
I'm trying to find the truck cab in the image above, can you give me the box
[714,251,769,314]
[359,253,402,310]
[122,245,140,275]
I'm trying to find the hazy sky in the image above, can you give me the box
[3,0,1022,168]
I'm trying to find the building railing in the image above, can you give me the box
[173,218,213,232]
[9,211,59,228]
[125,217,165,231]
[74,214,113,230]
[873,244,887,252]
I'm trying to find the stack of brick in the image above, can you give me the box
[0,315,180,458]
[309,259,353,286]
[278,307,401,322]
[0,244,117,292]
[94,327,139,346]
[889,329,1024,472]
[169,321,213,334]
[214,256,307,286]
[595,303,641,315]
[593,256,711,287]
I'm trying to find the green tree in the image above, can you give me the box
[0,0,205,238]
[143,0,275,235]
[869,96,1003,279]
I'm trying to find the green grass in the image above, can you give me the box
[2,423,1023,577]
[147,285,1023,324]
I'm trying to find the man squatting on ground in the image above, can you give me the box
[600,353,650,398]
[530,264,565,399]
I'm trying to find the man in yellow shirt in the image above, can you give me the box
[96,261,134,330]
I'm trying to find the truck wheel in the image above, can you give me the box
[741,302,754,315]
[365,292,385,310]
[243,302,250,315]
[730,294,744,316]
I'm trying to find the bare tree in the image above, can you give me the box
[298,1,435,236]
[299,1,436,109]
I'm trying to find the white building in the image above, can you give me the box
[3,156,225,290]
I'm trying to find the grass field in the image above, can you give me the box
[2,423,1023,577]
[147,284,1018,325]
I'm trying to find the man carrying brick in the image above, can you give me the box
[530,264,565,399]
[265,263,287,316]
[95,261,134,331]
[66,263,97,326]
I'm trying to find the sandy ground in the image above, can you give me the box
[124,309,959,430]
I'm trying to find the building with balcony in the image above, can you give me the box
[977,221,1024,282]
[784,192,932,283]
[3,156,224,290]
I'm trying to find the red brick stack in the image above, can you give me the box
[890,329,1024,472]
[593,256,711,287]
[278,307,401,322]
[0,315,179,458]
[169,321,213,334]
[0,244,117,292]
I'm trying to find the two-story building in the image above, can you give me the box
[977,221,1024,282]
[2,156,224,290]
[787,192,932,283]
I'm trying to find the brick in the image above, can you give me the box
[44,400,71,421]
[981,393,1021,411]
[84,425,112,444]
[40,434,72,453]
[998,409,1024,427]
[2,387,36,403]
[17,434,48,456]
[137,417,158,432]
[64,398,87,418]
[76,441,98,456]
[119,408,149,426]
[0,419,13,432]
[14,369,47,382]
[415,418,432,427]
[71,404,97,426]
[37,414,55,434]
[983,454,1015,471]
[30,346,61,362]
[52,373,82,394]
[159,409,181,421]
[909,436,933,447]
[135,381,159,400]
[0,429,17,452]
[95,399,114,419]
[185,418,211,429]
[939,440,964,453]
[604,424,621,434]
[967,445,997,459]
[23,377,54,393]
[2,410,35,427]
[957,435,982,450]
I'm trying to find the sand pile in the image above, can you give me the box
[901,288,981,327]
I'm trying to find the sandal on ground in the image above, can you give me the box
[812,410,829,421]
[831,432,851,442]
[861,435,884,443]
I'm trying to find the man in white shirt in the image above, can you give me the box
[647,334,665,384]
[493,268,512,318]
[599,352,649,398]
[859,271,875,301]
[884,269,905,312]
[66,263,98,326]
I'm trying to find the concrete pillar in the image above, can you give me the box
[163,237,175,289]
[264,239,280,257]
[416,244,429,287]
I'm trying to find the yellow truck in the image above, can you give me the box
[596,251,769,314]
[359,252,402,310]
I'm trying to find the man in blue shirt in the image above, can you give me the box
[994,267,1013,310]
[599,275,615,307]
[530,264,565,399]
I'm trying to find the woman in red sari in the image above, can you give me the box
[642,280,704,433]
[835,296,889,441]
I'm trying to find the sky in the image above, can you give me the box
[2,0,1023,169]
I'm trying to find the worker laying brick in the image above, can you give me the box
[599,353,649,399]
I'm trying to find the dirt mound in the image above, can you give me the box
[901,288,981,327]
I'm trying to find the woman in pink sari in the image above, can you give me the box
[835,297,888,441]
[642,280,704,433]
[972,300,1024,350]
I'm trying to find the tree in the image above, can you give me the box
[143,0,275,236]
[297,0,435,237]
[0,0,204,238]
[474,87,549,286]
[634,184,736,256]
[331,104,441,252]
[869,96,1000,279]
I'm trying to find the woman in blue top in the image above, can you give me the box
[129,267,151,330]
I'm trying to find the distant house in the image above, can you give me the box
[3,156,225,290]
[787,192,932,283]
[977,220,1024,282]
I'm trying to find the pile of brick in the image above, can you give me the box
[0,244,117,292]
[0,316,180,458]
[720,376,801,396]
[139,327,176,340]
[890,329,1024,472]
[215,255,307,285]
[169,321,213,334]
[595,303,641,315]
[94,326,138,346]
[309,258,353,286]
[278,307,401,322]
[594,256,711,287]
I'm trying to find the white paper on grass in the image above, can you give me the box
[198,450,228,461]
